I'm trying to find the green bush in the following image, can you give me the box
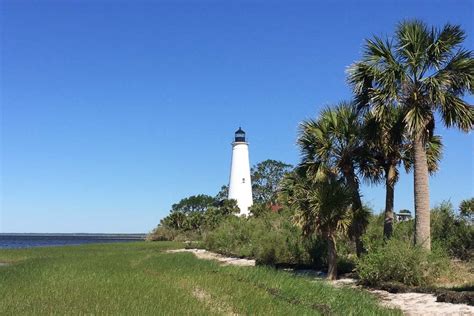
[202,216,254,257]
[362,201,472,262]
[358,209,454,287]
[459,198,474,221]
[250,214,309,265]
[203,210,357,271]
[203,211,312,266]
[172,229,202,242]
[431,201,473,260]
[147,225,204,242]
[147,226,177,241]
[357,238,449,286]
[360,213,384,253]
[362,213,415,252]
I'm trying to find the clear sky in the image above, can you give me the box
[1,0,473,233]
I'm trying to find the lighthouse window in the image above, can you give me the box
[242,178,245,183]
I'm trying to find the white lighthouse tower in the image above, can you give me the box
[228,127,253,216]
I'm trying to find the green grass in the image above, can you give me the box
[0,242,400,315]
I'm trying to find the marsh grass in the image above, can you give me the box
[0,242,400,315]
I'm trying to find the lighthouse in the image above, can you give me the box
[228,127,253,216]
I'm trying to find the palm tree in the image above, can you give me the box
[298,102,371,256]
[162,211,187,230]
[279,170,353,280]
[348,20,474,250]
[363,108,443,239]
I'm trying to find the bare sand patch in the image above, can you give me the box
[371,290,474,316]
[327,278,474,315]
[166,249,255,267]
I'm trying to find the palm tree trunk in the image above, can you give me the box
[327,233,338,280]
[414,135,431,250]
[384,164,396,239]
[354,224,365,257]
[344,169,365,256]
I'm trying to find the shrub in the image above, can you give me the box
[356,238,449,286]
[147,226,177,241]
[459,198,474,221]
[362,213,415,251]
[172,230,201,242]
[147,225,203,242]
[363,201,472,261]
[203,211,312,265]
[202,216,254,257]
[431,201,473,260]
[361,213,385,253]
[249,202,272,218]
[250,213,309,265]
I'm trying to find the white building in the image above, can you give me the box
[228,127,253,216]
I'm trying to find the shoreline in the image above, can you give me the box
[0,235,145,250]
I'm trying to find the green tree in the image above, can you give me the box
[251,159,293,204]
[186,211,205,231]
[159,194,217,232]
[280,170,353,280]
[298,102,370,256]
[459,198,474,222]
[204,199,240,229]
[161,194,238,232]
[249,203,273,217]
[215,185,229,201]
[161,211,187,230]
[171,194,216,214]
[348,20,474,250]
[363,108,443,239]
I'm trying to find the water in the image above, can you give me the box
[0,234,145,249]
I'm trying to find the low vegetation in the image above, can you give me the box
[357,238,450,286]
[0,242,400,315]
[431,201,473,260]
[151,196,473,288]
[202,210,312,266]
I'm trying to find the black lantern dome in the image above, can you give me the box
[234,127,246,142]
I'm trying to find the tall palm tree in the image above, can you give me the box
[363,108,443,239]
[279,170,352,280]
[348,20,474,250]
[298,102,371,256]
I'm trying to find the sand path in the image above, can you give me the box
[331,278,474,315]
[166,249,255,266]
[168,249,474,315]
[370,289,474,315]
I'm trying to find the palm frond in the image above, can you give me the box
[425,135,443,174]
[350,20,473,139]
[403,134,443,174]
[395,20,432,80]
[438,94,474,131]
[428,24,466,69]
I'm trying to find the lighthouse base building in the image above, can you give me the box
[228,128,253,216]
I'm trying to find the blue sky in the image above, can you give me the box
[1,0,473,233]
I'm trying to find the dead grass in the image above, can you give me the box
[436,260,474,288]
[192,287,238,316]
